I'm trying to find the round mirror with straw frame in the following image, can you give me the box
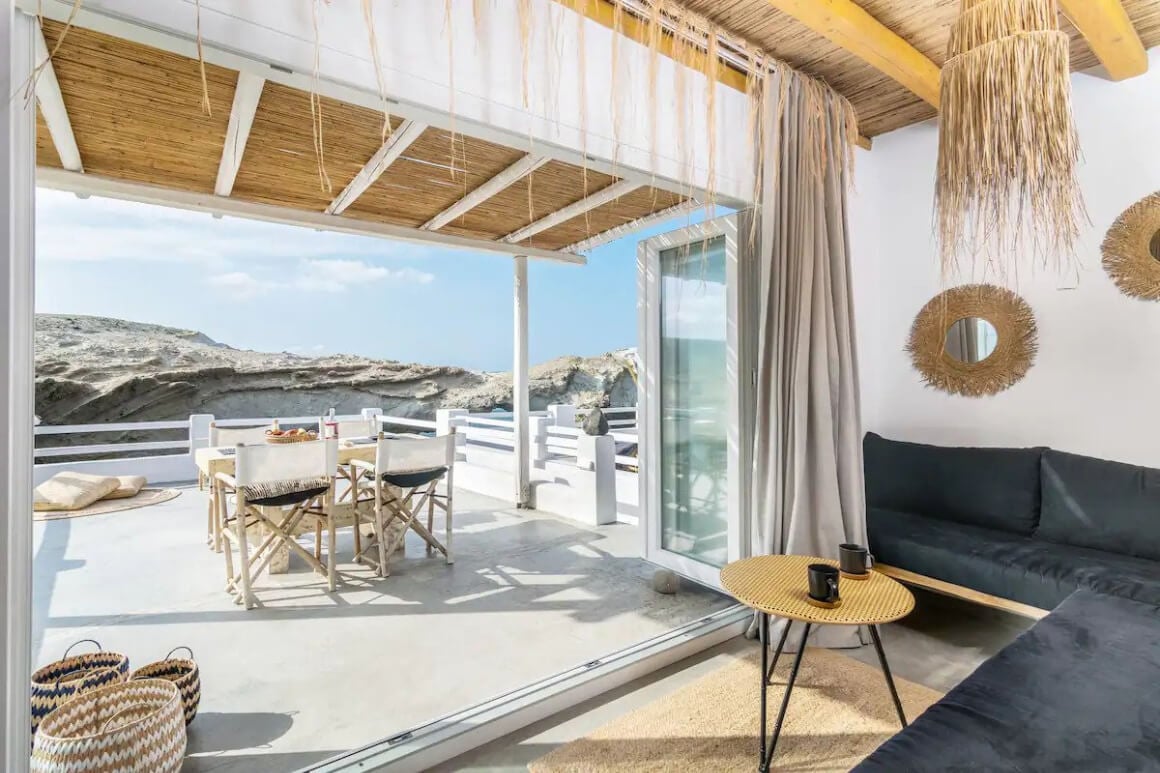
[907,284,1037,397]
[1102,192,1160,300]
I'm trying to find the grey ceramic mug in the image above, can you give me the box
[839,543,874,575]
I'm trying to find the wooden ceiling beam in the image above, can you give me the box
[555,0,873,148]
[503,179,642,244]
[759,0,940,107]
[33,21,83,172]
[325,119,428,215]
[214,72,265,197]
[1058,0,1148,80]
[423,153,548,232]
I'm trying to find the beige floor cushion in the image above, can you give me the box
[102,475,148,500]
[34,472,120,512]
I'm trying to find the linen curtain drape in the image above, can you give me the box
[749,71,866,648]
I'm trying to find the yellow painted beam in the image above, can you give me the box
[760,0,941,107]
[1058,0,1148,80]
[553,0,873,148]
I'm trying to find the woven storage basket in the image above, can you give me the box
[31,639,130,740]
[31,679,186,773]
[130,647,200,725]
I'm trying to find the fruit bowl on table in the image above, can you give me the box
[265,428,318,444]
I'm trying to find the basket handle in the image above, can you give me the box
[62,639,102,660]
[99,706,140,734]
[164,646,193,661]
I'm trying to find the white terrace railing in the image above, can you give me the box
[33,404,639,527]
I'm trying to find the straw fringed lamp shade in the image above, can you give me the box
[1102,192,1160,301]
[907,284,1038,397]
[936,0,1085,280]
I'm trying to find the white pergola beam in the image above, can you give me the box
[423,154,547,232]
[214,72,264,197]
[37,168,587,265]
[503,179,642,244]
[33,21,82,172]
[326,119,427,215]
[564,198,702,253]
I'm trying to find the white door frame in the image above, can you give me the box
[2,4,37,767]
[637,214,750,589]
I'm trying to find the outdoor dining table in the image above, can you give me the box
[195,438,404,573]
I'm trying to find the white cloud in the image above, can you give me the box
[207,260,434,300]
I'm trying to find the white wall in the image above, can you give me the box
[851,49,1160,467]
[35,0,754,203]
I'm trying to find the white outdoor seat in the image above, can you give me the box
[215,438,337,609]
[203,422,274,550]
[349,431,456,577]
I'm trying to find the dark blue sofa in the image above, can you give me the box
[855,433,1160,771]
[864,432,1160,609]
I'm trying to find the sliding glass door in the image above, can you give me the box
[638,214,752,588]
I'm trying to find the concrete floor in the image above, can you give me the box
[32,485,730,773]
[440,588,1036,771]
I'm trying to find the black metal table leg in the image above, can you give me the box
[759,612,768,769]
[760,621,811,771]
[764,618,793,685]
[869,624,907,728]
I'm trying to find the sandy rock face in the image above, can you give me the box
[35,315,637,424]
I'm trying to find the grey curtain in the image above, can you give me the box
[749,73,866,648]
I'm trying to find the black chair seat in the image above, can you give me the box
[382,467,447,489]
[245,484,330,507]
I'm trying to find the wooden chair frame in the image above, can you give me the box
[214,471,336,610]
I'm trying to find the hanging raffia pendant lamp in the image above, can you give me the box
[936,0,1085,280]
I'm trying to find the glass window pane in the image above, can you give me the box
[659,235,728,567]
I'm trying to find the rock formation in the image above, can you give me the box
[35,315,637,426]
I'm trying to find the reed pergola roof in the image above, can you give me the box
[574,0,1160,139]
[33,19,698,263]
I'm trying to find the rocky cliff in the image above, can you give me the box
[35,315,637,425]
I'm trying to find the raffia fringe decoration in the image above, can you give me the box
[1101,192,1160,300]
[907,283,1038,397]
[936,0,1085,281]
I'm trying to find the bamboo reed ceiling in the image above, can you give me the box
[673,0,1160,137]
[33,20,690,256]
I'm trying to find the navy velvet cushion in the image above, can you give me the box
[1037,449,1160,562]
[863,432,1044,536]
[854,590,1160,772]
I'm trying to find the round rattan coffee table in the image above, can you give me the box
[720,554,916,772]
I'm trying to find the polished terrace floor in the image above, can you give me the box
[32,485,731,772]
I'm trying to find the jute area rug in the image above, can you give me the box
[34,488,182,521]
[531,646,942,772]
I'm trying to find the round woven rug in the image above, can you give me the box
[34,488,182,521]
[530,646,942,773]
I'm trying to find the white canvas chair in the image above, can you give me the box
[214,439,337,609]
[349,431,456,577]
[204,422,274,550]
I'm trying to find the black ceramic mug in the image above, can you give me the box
[839,543,874,575]
[807,563,840,603]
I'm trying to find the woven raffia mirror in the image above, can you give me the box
[1102,192,1160,300]
[907,284,1037,397]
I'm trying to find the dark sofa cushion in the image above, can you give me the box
[1037,449,1160,562]
[863,432,1044,536]
[854,590,1160,772]
[869,508,1160,610]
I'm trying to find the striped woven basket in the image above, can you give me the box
[31,679,186,773]
[129,647,200,725]
[31,639,130,740]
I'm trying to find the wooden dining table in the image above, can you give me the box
[195,439,404,574]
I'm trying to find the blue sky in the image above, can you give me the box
[35,189,711,372]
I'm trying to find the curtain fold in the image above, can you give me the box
[749,71,866,649]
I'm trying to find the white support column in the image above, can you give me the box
[513,255,530,508]
[2,6,36,764]
[547,404,576,428]
[529,415,550,467]
[436,408,468,461]
[188,413,214,455]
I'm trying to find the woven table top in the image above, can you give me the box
[719,555,915,625]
